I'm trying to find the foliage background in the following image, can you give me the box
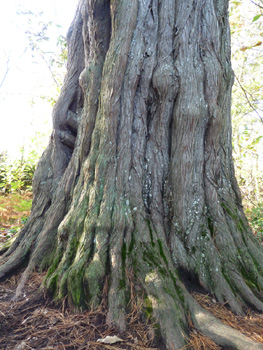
[230,0,263,240]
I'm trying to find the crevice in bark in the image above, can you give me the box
[178,267,205,295]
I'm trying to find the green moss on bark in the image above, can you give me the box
[46,273,59,296]
[157,239,168,266]
[146,219,155,246]
[143,296,153,319]
[45,247,63,279]
[67,266,86,308]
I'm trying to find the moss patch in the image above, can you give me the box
[146,218,155,246]
[67,266,86,309]
[157,239,168,266]
[46,273,59,296]
[143,296,153,319]
[45,248,63,279]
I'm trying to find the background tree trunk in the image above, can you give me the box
[1,0,263,349]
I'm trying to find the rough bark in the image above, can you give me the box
[1,0,263,349]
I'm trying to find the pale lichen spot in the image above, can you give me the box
[145,271,159,283]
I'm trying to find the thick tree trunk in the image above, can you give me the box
[1,0,263,349]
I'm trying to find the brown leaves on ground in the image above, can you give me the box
[192,292,263,344]
[0,272,158,350]
[1,274,263,350]
[182,318,221,350]
[169,291,263,350]
[183,292,263,350]
[1,272,263,349]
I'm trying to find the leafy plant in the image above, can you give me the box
[246,204,263,241]
[0,159,33,193]
[0,129,49,193]
[21,216,28,225]
[14,198,32,212]
[230,0,263,208]
[0,193,32,251]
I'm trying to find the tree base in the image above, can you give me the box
[1,271,263,350]
[2,0,263,349]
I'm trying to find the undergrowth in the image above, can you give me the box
[246,203,263,243]
[0,192,32,248]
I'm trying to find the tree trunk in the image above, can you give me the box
[1,0,263,349]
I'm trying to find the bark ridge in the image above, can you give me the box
[1,1,263,349]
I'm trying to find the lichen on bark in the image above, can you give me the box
[1,0,263,349]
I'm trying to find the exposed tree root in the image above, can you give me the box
[193,293,263,344]
[2,272,263,350]
[190,298,263,350]
[1,0,263,349]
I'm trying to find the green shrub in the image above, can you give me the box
[247,204,263,242]
[0,159,35,193]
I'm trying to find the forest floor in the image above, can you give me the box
[1,272,263,350]
[1,194,263,350]
[0,272,160,350]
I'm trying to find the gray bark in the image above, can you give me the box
[1,1,263,349]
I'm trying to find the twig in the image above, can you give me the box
[250,0,263,10]
[234,72,263,124]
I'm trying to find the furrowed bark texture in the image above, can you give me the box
[1,0,263,349]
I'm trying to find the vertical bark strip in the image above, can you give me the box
[1,0,263,349]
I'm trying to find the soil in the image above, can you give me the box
[0,272,160,350]
[1,272,263,350]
